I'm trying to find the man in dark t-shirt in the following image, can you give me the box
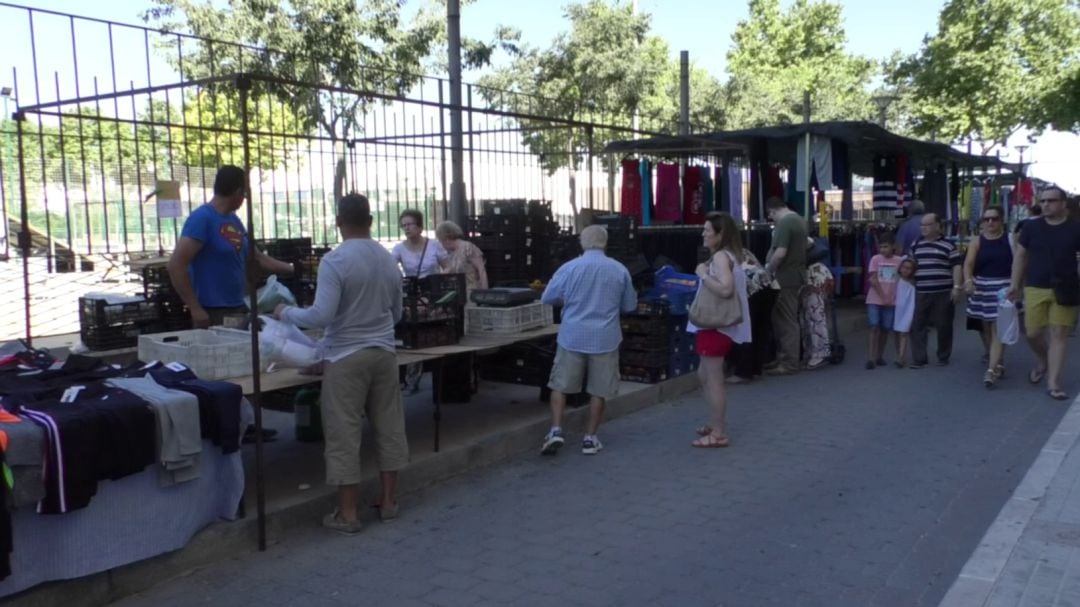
[1010,186,1080,400]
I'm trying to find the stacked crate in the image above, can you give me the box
[591,214,651,289]
[79,296,166,351]
[141,266,193,332]
[619,301,700,384]
[256,237,314,306]
[469,200,560,286]
[397,273,467,349]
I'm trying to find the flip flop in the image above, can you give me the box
[1029,368,1047,384]
[695,425,713,437]
[692,434,730,448]
[1049,389,1069,401]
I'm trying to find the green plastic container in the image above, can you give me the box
[294,386,323,443]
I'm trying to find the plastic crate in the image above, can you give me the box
[620,315,674,336]
[485,249,537,268]
[256,237,312,261]
[479,361,552,386]
[142,266,176,298]
[654,266,699,293]
[473,234,549,252]
[402,273,467,303]
[138,329,253,380]
[619,349,670,368]
[465,302,553,335]
[644,287,694,316]
[622,332,671,351]
[396,320,459,349]
[480,200,527,216]
[402,299,461,324]
[632,299,672,317]
[620,365,668,384]
[79,296,159,328]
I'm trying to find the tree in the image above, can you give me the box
[478,0,722,216]
[888,0,1080,151]
[723,0,876,129]
[175,91,304,170]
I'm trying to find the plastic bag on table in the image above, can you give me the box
[258,315,320,368]
[997,299,1019,346]
[256,275,297,314]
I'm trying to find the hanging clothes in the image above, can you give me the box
[653,163,681,223]
[1014,177,1034,206]
[872,155,899,211]
[682,165,706,225]
[640,159,653,226]
[949,163,961,222]
[764,164,785,199]
[701,166,715,214]
[620,158,642,222]
[728,164,743,216]
[831,139,850,190]
[959,183,973,224]
[795,135,834,191]
[924,164,949,218]
[970,182,985,227]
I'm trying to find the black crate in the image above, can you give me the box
[79,297,160,329]
[81,323,155,351]
[468,215,529,234]
[630,299,672,317]
[485,248,537,268]
[401,299,461,324]
[620,365,668,384]
[396,320,458,349]
[620,349,670,368]
[620,314,674,336]
[402,273,467,303]
[479,363,551,386]
[480,200,527,216]
[622,332,671,351]
[473,234,550,252]
[142,266,176,298]
[591,214,638,231]
[256,237,312,261]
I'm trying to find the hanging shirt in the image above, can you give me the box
[682,165,706,225]
[620,159,643,222]
[872,155,899,211]
[653,163,681,223]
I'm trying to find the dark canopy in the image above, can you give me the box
[603,121,1019,176]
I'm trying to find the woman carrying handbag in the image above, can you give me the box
[688,212,752,448]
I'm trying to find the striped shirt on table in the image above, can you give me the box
[911,237,962,293]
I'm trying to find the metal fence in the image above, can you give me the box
[0,2,702,342]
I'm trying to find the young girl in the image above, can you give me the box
[893,258,917,368]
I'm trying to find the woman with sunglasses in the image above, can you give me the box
[962,205,1013,388]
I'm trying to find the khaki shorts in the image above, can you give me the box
[321,348,409,485]
[1025,287,1079,331]
[547,346,620,400]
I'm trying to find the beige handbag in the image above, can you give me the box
[688,251,744,329]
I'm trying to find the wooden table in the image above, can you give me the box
[228,324,560,452]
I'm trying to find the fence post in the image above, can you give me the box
[15,112,32,345]
[236,73,267,553]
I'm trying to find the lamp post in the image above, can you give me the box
[871,94,899,129]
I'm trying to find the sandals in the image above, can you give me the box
[1049,389,1070,401]
[983,369,997,389]
[1029,368,1047,384]
[695,425,714,437]
[692,433,730,448]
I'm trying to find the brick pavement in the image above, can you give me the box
[112,327,1077,607]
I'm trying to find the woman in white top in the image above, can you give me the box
[392,209,449,279]
[692,211,752,449]
[393,209,448,394]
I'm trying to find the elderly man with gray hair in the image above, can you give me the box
[539,224,638,456]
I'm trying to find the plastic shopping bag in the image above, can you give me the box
[256,275,297,314]
[998,300,1019,346]
[258,315,320,368]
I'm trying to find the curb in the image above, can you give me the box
[938,392,1080,607]
[7,373,700,607]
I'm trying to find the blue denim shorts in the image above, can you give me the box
[867,304,895,330]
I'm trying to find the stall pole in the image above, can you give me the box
[803,91,812,225]
[678,51,689,219]
[238,74,268,552]
[447,0,468,228]
[586,125,594,210]
[15,112,31,345]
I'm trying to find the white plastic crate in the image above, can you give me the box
[137,329,254,380]
[465,302,553,335]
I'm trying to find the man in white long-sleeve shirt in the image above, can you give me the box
[273,193,407,535]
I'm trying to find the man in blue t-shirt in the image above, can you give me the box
[167,165,295,329]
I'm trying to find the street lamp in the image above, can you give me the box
[871,94,899,130]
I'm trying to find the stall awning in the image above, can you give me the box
[604,121,1019,175]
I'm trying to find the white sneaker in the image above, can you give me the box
[581,436,603,455]
[540,429,564,455]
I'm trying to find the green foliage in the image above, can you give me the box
[478,0,724,176]
[723,0,876,129]
[889,0,1080,149]
[142,0,450,141]
[174,91,304,170]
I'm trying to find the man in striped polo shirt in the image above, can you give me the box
[910,213,964,369]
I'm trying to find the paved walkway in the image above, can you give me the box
[111,325,1077,607]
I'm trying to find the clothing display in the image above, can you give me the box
[682,165,706,225]
[620,159,643,221]
[795,135,833,191]
[654,163,681,223]
[640,159,653,226]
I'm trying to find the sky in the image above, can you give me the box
[3,0,1077,190]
